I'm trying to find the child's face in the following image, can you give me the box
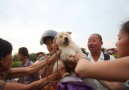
[116,29,129,57]
[45,38,58,55]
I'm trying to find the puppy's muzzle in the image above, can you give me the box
[63,37,69,45]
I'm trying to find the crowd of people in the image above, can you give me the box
[0,20,129,90]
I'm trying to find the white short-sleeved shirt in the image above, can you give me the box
[87,51,115,90]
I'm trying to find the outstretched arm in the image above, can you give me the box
[8,51,61,79]
[4,72,57,90]
[98,80,124,90]
[2,60,67,90]
[74,53,129,81]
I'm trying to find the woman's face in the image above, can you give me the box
[1,53,12,71]
[115,29,129,57]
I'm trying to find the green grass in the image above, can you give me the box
[11,61,20,68]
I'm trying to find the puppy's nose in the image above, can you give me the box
[64,37,68,41]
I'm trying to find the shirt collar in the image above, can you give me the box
[88,51,104,62]
[21,59,29,67]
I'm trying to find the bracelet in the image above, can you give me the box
[79,56,89,61]
[62,72,70,78]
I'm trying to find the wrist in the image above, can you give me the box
[79,56,89,60]
[47,73,57,83]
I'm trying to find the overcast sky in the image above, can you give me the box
[0,0,129,54]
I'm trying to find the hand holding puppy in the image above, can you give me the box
[71,53,88,63]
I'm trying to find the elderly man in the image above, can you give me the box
[74,33,124,90]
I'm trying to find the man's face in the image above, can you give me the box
[17,53,24,61]
[45,38,58,55]
[87,34,102,53]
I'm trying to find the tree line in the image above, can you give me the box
[11,47,117,68]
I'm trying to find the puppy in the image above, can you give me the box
[53,31,82,74]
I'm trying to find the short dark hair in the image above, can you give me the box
[0,38,12,59]
[121,21,129,35]
[18,47,29,57]
[36,52,45,57]
[93,33,103,42]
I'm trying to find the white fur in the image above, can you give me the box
[53,31,82,72]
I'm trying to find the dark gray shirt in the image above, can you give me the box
[18,59,40,84]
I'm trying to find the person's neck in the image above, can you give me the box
[91,51,101,61]
[21,58,27,65]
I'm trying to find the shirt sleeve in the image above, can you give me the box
[0,80,6,90]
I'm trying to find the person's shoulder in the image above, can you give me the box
[29,60,34,65]
[25,60,34,66]
[0,69,12,80]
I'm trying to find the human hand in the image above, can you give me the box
[71,53,87,63]
[55,50,62,56]
[52,50,62,60]
[55,64,67,78]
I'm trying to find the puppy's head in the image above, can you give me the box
[54,32,72,46]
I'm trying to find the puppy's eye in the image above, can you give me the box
[60,36,62,38]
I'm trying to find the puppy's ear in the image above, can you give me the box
[67,32,72,34]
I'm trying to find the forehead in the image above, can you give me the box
[89,34,99,40]
[118,30,129,44]
[119,29,129,36]
[119,29,129,37]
